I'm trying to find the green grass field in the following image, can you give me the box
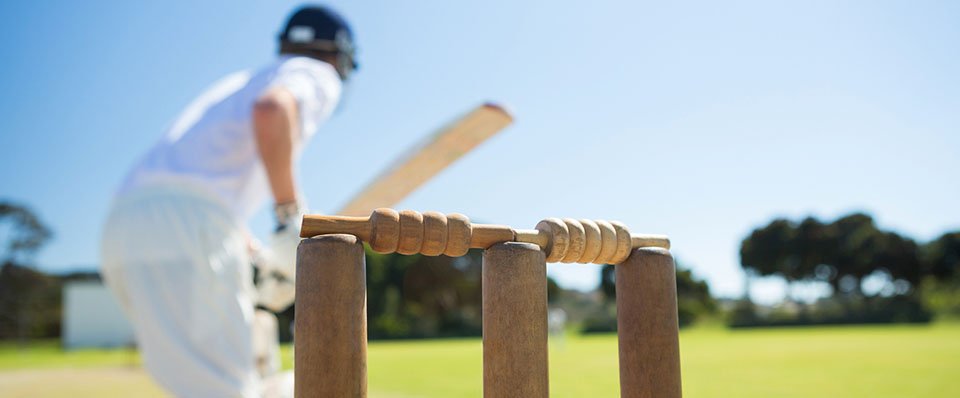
[2,322,958,397]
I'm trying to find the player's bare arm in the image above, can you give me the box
[253,87,300,206]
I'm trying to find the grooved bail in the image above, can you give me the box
[532,218,633,264]
[300,208,669,263]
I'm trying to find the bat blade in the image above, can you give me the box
[336,103,513,216]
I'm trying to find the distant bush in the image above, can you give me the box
[922,277,960,316]
[0,262,63,340]
[728,295,932,328]
[580,304,617,334]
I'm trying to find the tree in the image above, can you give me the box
[736,212,948,326]
[0,263,62,339]
[877,232,921,290]
[825,213,886,295]
[740,218,808,300]
[0,202,52,264]
[675,267,716,326]
[740,213,924,299]
[923,232,960,280]
[0,201,54,341]
[600,263,615,301]
[740,219,799,280]
[920,232,960,316]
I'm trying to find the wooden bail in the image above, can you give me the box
[300,209,670,262]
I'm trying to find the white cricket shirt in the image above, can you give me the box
[119,56,342,220]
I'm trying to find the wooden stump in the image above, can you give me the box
[482,242,549,398]
[616,247,682,398]
[295,234,367,398]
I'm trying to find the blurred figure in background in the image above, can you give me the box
[99,5,357,397]
[548,307,567,351]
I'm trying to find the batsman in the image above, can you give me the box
[99,6,356,397]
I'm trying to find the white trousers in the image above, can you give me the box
[101,184,260,397]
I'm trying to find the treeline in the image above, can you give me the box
[734,212,960,327]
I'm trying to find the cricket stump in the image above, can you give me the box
[615,247,682,398]
[482,242,549,398]
[295,234,368,398]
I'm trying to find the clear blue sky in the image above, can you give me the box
[1,0,958,303]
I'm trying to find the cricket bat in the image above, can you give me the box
[336,103,513,216]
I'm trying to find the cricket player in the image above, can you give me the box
[100,5,356,397]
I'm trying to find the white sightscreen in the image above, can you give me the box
[62,280,135,349]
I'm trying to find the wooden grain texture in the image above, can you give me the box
[420,211,448,256]
[610,221,633,264]
[301,214,372,240]
[295,234,367,398]
[369,208,400,254]
[594,220,618,264]
[513,229,549,249]
[615,247,682,398]
[444,213,472,257]
[471,224,515,248]
[482,242,549,398]
[560,218,586,263]
[631,234,671,250]
[397,209,424,255]
[300,210,671,260]
[576,219,602,263]
[535,218,568,263]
